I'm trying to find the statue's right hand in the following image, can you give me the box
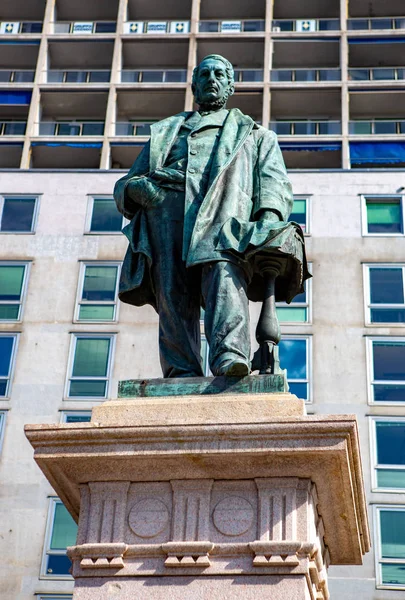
[126,176,164,209]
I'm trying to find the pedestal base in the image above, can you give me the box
[25,386,370,600]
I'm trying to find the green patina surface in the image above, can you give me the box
[118,374,288,398]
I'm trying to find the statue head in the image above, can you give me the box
[192,54,235,111]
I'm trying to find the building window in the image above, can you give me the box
[0,411,6,453]
[375,506,405,588]
[75,262,120,322]
[279,336,311,401]
[60,411,92,423]
[201,335,210,376]
[371,418,405,491]
[369,339,405,403]
[365,265,405,325]
[36,596,73,600]
[86,197,124,233]
[0,195,39,233]
[0,262,29,321]
[0,334,19,397]
[289,196,310,234]
[41,498,77,578]
[277,274,311,323]
[66,334,115,399]
[362,196,404,235]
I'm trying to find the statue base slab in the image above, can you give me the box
[25,387,370,600]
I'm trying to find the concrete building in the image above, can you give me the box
[0,0,405,598]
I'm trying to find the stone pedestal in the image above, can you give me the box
[25,380,370,600]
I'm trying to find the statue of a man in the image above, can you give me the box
[114,54,309,378]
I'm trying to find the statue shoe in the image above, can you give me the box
[216,359,250,377]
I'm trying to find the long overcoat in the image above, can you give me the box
[114,108,309,310]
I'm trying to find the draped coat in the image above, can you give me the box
[114,108,309,310]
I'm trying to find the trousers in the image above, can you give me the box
[147,190,251,377]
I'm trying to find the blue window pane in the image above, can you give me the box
[82,123,104,136]
[89,71,110,83]
[376,422,405,465]
[288,382,308,399]
[370,268,404,304]
[373,342,405,381]
[94,22,116,33]
[279,339,307,379]
[0,380,7,395]
[380,511,405,558]
[371,309,405,323]
[199,21,219,32]
[142,71,164,83]
[271,70,292,82]
[381,563,405,585]
[2,197,36,232]
[243,21,265,32]
[0,337,13,376]
[65,414,91,423]
[46,553,72,576]
[374,384,405,402]
[90,199,122,232]
[295,70,316,82]
[21,23,43,33]
[65,71,86,83]
[69,380,107,397]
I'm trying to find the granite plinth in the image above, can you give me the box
[25,388,370,600]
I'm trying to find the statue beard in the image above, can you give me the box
[195,88,232,112]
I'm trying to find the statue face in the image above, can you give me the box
[194,58,231,106]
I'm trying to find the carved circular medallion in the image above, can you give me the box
[212,496,254,536]
[128,498,169,538]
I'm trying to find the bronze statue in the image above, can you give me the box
[114,54,310,378]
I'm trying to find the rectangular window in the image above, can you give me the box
[288,196,310,234]
[277,274,311,323]
[371,418,405,491]
[369,339,405,403]
[0,262,29,321]
[201,335,210,376]
[0,196,39,232]
[41,498,77,578]
[365,265,405,324]
[60,411,92,423]
[86,197,124,233]
[279,336,311,401]
[376,506,405,588]
[363,196,404,235]
[0,334,19,397]
[75,262,120,322]
[36,596,73,600]
[66,334,115,399]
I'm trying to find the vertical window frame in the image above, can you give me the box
[276,265,312,324]
[367,337,405,405]
[370,416,405,493]
[374,505,405,590]
[363,263,405,326]
[0,410,7,453]
[361,194,405,237]
[279,334,312,402]
[74,261,121,323]
[0,332,20,399]
[289,195,311,236]
[64,333,116,400]
[84,195,126,235]
[0,194,40,234]
[0,261,30,322]
[40,497,76,580]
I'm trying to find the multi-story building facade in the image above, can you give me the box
[0,0,405,598]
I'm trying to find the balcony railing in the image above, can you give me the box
[0,121,27,135]
[0,69,35,83]
[0,22,42,34]
[272,19,340,32]
[115,122,153,136]
[52,22,116,34]
[121,69,187,83]
[47,70,111,83]
[270,120,342,135]
[349,120,405,135]
[271,68,341,82]
[199,20,265,33]
[348,17,405,30]
[349,67,405,81]
[234,68,264,82]
[38,121,105,136]
[124,21,190,34]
